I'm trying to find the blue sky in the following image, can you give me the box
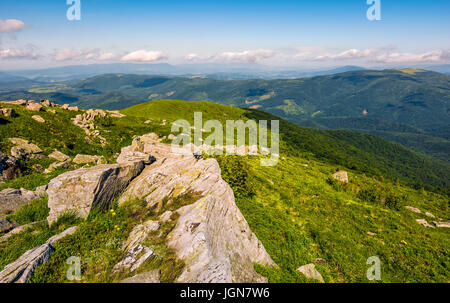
[0,0,449,69]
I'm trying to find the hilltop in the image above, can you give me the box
[0,99,449,283]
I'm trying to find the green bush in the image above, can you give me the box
[384,192,406,211]
[215,156,255,198]
[7,198,49,225]
[357,187,381,204]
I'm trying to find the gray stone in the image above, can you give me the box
[296,264,324,283]
[333,171,348,183]
[416,219,434,228]
[1,108,16,117]
[26,103,42,112]
[433,221,450,228]
[122,220,160,252]
[0,226,77,283]
[73,154,106,165]
[8,138,43,160]
[46,161,144,223]
[0,188,40,218]
[0,219,17,234]
[0,152,22,180]
[44,160,70,174]
[48,150,70,162]
[31,115,45,123]
[113,244,155,273]
[405,206,421,214]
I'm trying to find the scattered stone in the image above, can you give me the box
[73,154,106,165]
[314,258,327,265]
[61,104,70,110]
[0,222,38,242]
[425,212,435,218]
[416,219,434,228]
[106,110,125,118]
[296,264,324,283]
[367,231,377,236]
[433,221,450,228]
[144,120,152,124]
[168,134,176,140]
[48,109,56,114]
[0,219,18,234]
[32,164,44,173]
[0,99,27,106]
[1,108,16,117]
[44,161,70,174]
[49,150,70,162]
[72,109,107,145]
[119,270,161,283]
[333,171,348,183]
[46,161,144,223]
[68,106,78,111]
[8,138,43,160]
[0,226,77,283]
[113,244,155,273]
[405,206,421,214]
[0,152,22,180]
[31,115,45,123]
[26,103,42,112]
[0,188,41,218]
[40,100,52,107]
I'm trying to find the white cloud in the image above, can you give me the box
[52,48,116,61]
[0,19,28,33]
[375,50,449,64]
[184,53,200,61]
[121,50,167,62]
[314,48,380,61]
[215,49,275,63]
[0,45,40,60]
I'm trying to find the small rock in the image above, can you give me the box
[0,219,18,233]
[0,188,41,217]
[1,108,16,117]
[119,270,161,283]
[333,171,348,183]
[26,103,42,112]
[168,134,176,140]
[433,221,450,228]
[8,138,43,160]
[113,244,155,273]
[49,150,70,162]
[405,206,421,214]
[61,104,70,110]
[367,231,377,236]
[48,109,56,114]
[123,220,160,251]
[68,106,78,111]
[40,100,52,107]
[314,258,327,265]
[32,115,45,123]
[73,154,106,165]
[416,219,434,228]
[296,264,324,283]
[0,152,22,180]
[44,161,70,174]
[144,120,152,124]
[425,212,435,218]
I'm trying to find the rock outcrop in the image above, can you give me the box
[0,226,78,283]
[72,109,107,145]
[26,102,42,112]
[73,154,105,165]
[0,108,16,117]
[46,161,145,223]
[118,133,274,283]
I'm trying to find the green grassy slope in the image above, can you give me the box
[1,99,448,283]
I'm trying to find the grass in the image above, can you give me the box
[6,197,49,225]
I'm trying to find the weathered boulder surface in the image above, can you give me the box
[405,206,421,214]
[113,244,155,273]
[296,263,325,283]
[26,102,42,112]
[433,221,450,228]
[0,188,41,218]
[31,115,45,123]
[8,138,43,160]
[0,152,22,180]
[0,226,77,283]
[416,219,434,228]
[118,133,274,283]
[120,270,160,283]
[49,150,70,162]
[46,161,144,223]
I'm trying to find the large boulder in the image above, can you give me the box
[0,152,22,180]
[118,133,274,283]
[46,161,144,224]
[0,108,16,117]
[333,170,349,183]
[26,103,42,112]
[0,226,77,283]
[0,188,41,218]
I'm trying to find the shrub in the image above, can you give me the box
[357,187,381,204]
[215,156,256,198]
[384,192,406,211]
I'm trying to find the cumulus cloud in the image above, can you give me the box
[215,49,275,63]
[0,45,40,60]
[121,50,167,62]
[0,19,28,33]
[314,48,380,61]
[52,48,116,61]
[184,53,200,61]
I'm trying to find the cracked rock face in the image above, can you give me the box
[0,152,22,181]
[46,161,144,224]
[0,226,77,283]
[118,133,274,283]
[0,188,41,219]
